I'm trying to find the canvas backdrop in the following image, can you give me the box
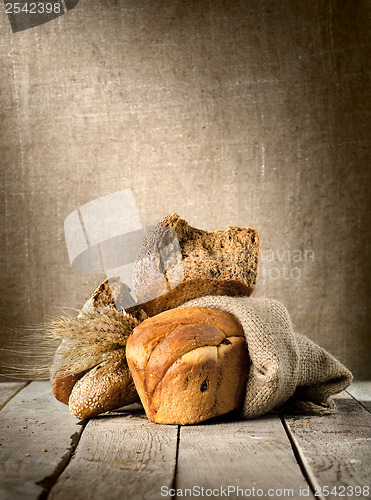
[0,0,370,378]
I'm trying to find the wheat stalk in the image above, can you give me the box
[0,307,139,380]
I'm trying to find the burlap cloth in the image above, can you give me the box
[182,296,353,418]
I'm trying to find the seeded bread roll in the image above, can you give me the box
[133,214,259,316]
[50,276,148,408]
[68,350,138,419]
[50,302,142,416]
[126,306,250,425]
[50,369,84,405]
[50,338,88,405]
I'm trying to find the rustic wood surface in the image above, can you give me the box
[176,413,310,500]
[0,381,370,500]
[283,389,371,500]
[49,406,178,500]
[0,381,28,410]
[0,381,85,500]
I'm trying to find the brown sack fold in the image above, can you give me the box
[181,296,353,417]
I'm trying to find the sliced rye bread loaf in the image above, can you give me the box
[133,214,259,317]
[81,277,148,322]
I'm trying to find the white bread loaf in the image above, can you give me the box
[126,306,250,425]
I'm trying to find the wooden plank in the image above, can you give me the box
[347,381,371,413]
[0,381,28,410]
[49,406,178,500]
[283,392,371,500]
[0,381,85,500]
[176,413,313,500]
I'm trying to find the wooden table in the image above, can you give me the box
[0,381,370,500]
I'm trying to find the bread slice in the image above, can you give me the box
[81,277,148,322]
[133,214,259,316]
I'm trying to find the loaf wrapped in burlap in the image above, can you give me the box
[181,296,352,417]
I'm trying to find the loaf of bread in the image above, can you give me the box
[50,368,83,405]
[49,306,140,417]
[133,214,259,316]
[50,276,147,410]
[126,306,250,425]
[68,350,138,419]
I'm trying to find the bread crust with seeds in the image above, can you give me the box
[49,307,140,414]
[68,350,138,419]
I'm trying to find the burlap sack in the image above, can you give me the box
[182,296,353,418]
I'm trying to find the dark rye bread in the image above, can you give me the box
[133,214,259,317]
[81,277,148,322]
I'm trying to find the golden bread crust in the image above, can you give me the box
[126,306,249,424]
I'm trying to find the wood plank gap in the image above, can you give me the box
[283,394,371,498]
[346,382,371,414]
[281,416,325,500]
[0,381,86,500]
[0,380,30,411]
[37,418,88,500]
[48,407,178,500]
[176,415,310,499]
[346,390,371,415]
[170,425,180,500]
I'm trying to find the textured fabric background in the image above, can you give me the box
[0,0,370,378]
